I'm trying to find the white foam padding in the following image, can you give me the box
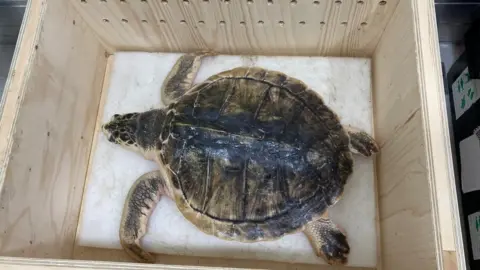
[77,52,377,267]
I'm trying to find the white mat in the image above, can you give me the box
[76,52,377,267]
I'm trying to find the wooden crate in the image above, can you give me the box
[0,0,464,269]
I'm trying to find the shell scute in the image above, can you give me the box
[162,67,352,241]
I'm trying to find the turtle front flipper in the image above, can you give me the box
[345,125,379,157]
[161,52,215,106]
[120,170,170,263]
[304,212,350,265]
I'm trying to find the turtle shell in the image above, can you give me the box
[159,67,353,241]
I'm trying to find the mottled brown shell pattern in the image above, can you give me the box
[160,67,353,241]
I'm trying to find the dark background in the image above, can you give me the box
[437,1,480,270]
[0,0,26,99]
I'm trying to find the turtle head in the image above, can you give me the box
[101,109,166,159]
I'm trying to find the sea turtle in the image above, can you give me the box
[101,52,379,265]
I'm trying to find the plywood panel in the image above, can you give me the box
[410,1,464,269]
[443,250,458,270]
[371,0,419,144]
[375,112,436,269]
[372,0,438,269]
[73,246,373,270]
[0,0,459,269]
[0,0,107,259]
[70,0,399,56]
[374,1,463,267]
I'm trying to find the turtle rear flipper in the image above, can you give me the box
[345,125,379,157]
[304,211,350,265]
[120,170,170,263]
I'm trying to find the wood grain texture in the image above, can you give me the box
[443,251,458,270]
[373,0,435,269]
[70,0,399,56]
[373,0,460,269]
[0,255,374,270]
[73,54,115,254]
[0,0,107,259]
[0,0,461,269]
[411,0,465,269]
[73,246,373,270]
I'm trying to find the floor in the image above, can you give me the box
[0,0,26,98]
